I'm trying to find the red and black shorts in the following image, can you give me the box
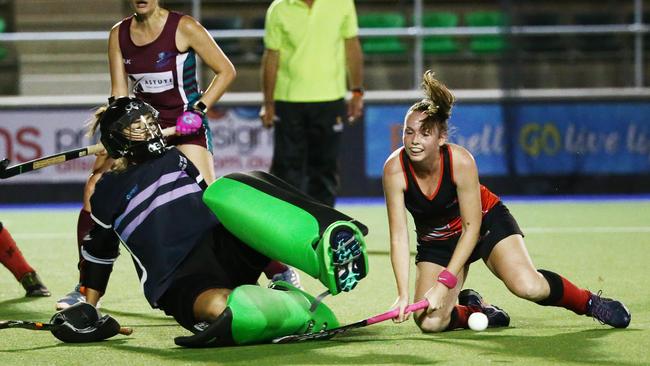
[415,201,524,267]
[156,224,269,330]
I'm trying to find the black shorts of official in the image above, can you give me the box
[156,224,270,331]
[415,201,524,267]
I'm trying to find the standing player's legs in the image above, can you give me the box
[485,234,631,328]
[270,101,308,194]
[412,262,468,332]
[0,222,50,297]
[304,99,345,207]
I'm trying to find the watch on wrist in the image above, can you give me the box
[192,101,208,116]
[351,87,364,97]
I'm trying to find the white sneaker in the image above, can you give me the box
[55,284,86,310]
[271,267,302,289]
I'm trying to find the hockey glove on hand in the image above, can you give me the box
[176,111,203,135]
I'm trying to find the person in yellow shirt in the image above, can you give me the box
[260,0,364,207]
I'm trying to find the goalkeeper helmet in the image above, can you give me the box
[99,97,166,162]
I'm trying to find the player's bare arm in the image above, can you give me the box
[177,16,236,109]
[108,23,129,97]
[445,144,482,276]
[383,152,411,322]
[260,49,279,127]
[345,36,364,123]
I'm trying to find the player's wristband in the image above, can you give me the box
[437,268,458,289]
[351,87,364,97]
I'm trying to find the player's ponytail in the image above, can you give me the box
[86,105,108,138]
[409,70,455,136]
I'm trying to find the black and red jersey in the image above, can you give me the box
[399,145,500,243]
[118,11,201,125]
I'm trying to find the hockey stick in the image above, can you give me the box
[0,319,133,335]
[0,126,176,179]
[272,299,429,344]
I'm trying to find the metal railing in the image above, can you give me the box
[0,0,648,102]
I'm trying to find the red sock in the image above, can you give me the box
[537,269,591,315]
[556,277,591,315]
[263,260,289,279]
[446,305,473,330]
[0,226,34,281]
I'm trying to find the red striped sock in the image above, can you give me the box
[0,227,34,281]
[446,305,472,330]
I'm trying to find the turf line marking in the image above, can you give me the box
[523,226,650,233]
[11,226,650,240]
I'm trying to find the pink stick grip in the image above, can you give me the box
[366,300,430,325]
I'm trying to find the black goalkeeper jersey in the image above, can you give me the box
[82,148,218,306]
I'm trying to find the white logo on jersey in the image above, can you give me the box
[148,142,164,153]
[130,71,174,93]
[124,59,132,65]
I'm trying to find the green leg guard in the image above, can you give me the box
[175,284,339,347]
[228,284,338,345]
[203,171,369,295]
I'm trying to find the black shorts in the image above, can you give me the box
[415,201,523,267]
[156,224,270,330]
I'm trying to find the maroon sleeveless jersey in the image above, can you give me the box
[119,12,201,125]
[400,145,500,243]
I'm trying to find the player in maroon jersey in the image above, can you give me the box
[58,0,295,309]
[383,70,630,331]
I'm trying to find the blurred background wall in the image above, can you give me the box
[1,0,650,203]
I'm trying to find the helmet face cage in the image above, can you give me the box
[99,98,166,161]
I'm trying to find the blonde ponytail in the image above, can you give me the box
[408,70,455,135]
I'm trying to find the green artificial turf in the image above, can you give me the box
[0,201,648,365]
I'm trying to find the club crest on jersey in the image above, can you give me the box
[155,51,175,68]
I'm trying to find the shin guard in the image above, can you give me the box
[174,284,339,347]
[203,171,369,295]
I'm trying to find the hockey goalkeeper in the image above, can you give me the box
[71,97,368,346]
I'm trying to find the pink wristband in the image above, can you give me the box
[437,268,458,289]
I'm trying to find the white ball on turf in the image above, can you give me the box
[468,312,488,331]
